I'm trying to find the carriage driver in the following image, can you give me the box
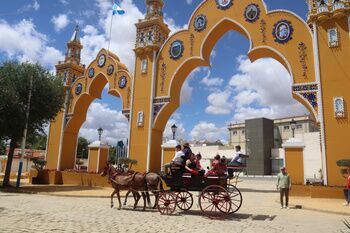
[227,145,249,177]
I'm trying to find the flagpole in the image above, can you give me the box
[107,0,115,57]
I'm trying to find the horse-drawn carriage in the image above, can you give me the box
[102,163,243,219]
[157,171,243,219]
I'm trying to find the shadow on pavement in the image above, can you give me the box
[239,188,279,193]
[0,184,105,194]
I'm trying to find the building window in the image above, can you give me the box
[232,131,237,135]
[328,28,339,48]
[283,126,290,131]
[141,59,147,74]
[242,130,245,134]
[296,124,303,129]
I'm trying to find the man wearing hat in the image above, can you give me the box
[276,167,291,209]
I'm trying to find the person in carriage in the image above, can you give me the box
[205,154,227,177]
[227,145,249,177]
[185,153,201,176]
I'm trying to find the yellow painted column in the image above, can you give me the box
[282,138,305,185]
[88,141,109,173]
[160,140,177,172]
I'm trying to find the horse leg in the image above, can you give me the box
[133,191,140,210]
[153,191,158,209]
[145,191,152,207]
[110,190,116,208]
[116,189,122,210]
[141,191,147,211]
[124,190,130,206]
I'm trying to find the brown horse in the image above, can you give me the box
[101,164,148,211]
[123,171,164,209]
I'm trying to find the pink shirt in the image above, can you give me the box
[347,176,350,189]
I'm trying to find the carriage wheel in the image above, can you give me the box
[176,191,193,211]
[157,192,177,215]
[226,184,243,214]
[199,185,231,219]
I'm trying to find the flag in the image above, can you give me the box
[112,3,125,15]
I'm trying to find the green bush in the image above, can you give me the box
[31,157,47,171]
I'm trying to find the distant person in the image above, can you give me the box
[343,168,350,206]
[276,167,291,209]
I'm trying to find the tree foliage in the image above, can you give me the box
[0,61,65,186]
[77,137,89,159]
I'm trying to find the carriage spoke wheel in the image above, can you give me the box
[226,184,243,214]
[157,192,177,215]
[176,191,193,211]
[199,185,231,220]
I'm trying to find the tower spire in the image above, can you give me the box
[70,25,80,42]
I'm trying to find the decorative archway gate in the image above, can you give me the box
[47,0,350,186]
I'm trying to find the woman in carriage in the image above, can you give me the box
[205,154,227,177]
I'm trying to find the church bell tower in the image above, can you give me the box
[129,0,170,172]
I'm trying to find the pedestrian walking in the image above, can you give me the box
[276,167,291,209]
[343,168,350,206]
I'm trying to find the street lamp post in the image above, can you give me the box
[171,124,177,140]
[290,119,297,138]
[97,128,103,141]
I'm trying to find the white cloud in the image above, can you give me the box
[205,90,233,115]
[79,102,129,146]
[190,122,226,141]
[163,113,186,141]
[51,14,70,32]
[59,0,69,5]
[0,19,64,69]
[201,76,224,87]
[228,56,308,122]
[18,0,40,13]
[186,0,193,5]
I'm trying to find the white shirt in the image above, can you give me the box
[231,151,243,163]
[172,150,185,161]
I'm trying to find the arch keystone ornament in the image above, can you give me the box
[46,48,133,171]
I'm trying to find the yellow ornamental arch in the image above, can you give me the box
[58,49,133,170]
[152,0,318,132]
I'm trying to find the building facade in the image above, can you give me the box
[228,115,319,149]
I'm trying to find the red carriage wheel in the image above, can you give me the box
[157,192,177,215]
[226,184,243,214]
[199,185,231,219]
[176,191,193,211]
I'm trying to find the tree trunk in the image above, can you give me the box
[2,138,16,187]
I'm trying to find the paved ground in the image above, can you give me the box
[0,178,348,233]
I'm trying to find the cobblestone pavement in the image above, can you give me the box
[0,178,347,233]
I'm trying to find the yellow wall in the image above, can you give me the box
[285,148,304,185]
[129,52,154,172]
[46,110,64,170]
[317,16,350,186]
[88,148,98,173]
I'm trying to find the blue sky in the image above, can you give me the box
[0,0,310,145]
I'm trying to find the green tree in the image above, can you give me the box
[77,137,89,159]
[0,61,64,187]
[27,133,47,150]
[0,140,6,155]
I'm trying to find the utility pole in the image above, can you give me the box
[16,72,34,188]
